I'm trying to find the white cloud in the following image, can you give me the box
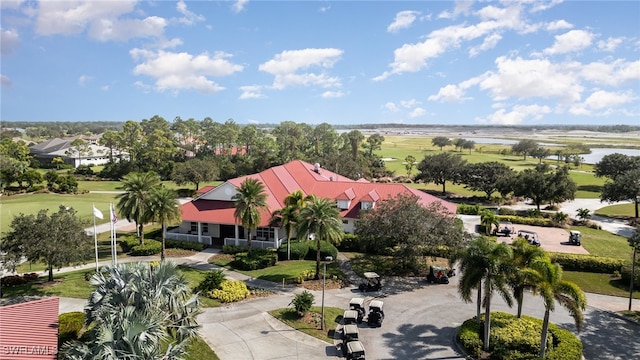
[387,10,420,33]
[384,102,399,112]
[35,0,166,41]
[175,0,205,25]
[321,90,344,98]
[239,85,266,99]
[319,5,331,13]
[1,74,12,86]
[409,107,426,118]
[1,27,20,55]
[101,85,109,91]
[597,37,624,52]
[400,99,419,108]
[569,90,636,115]
[469,33,502,57]
[529,0,563,13]
[78,75,92,86]
[580,59,640,86]
[131,49,243,94]
[543,29,594,55]
[232,0,249,13]
[438,1,474,19]
[546,20,573,31]
[483,104,552,125]
[479,56,583,103]
[259,48,343,90]
[429,84,465,102]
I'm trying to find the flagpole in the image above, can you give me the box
[110,203,115,266]
[93,207,99,272]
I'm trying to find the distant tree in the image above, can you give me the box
[148,186,181,261]
[297,195,343,279]
[595,153,640,179]
[99,130,119,163]
[416,152,467,195]
[232,178,268,256]
[363,133,385,157]
[511,139,539,160]
[51,156,64,169]
[462,140,475,154]
[344,130,365,159]
[576,208,591,223]
[44,170,59,190]
[513,164,576,211]
[1,205,91,281]
[355,193,463,272]
[453,138,466,152]
[431,136,452,151]
[462,161,514,199]
[116,171,161,245]
[0,137,31,162]
[601,168,640,218]
[171,158,219,191]
[269,190,312,261]
[404,155,416,177]
[21,168,43,188]
[480,210,499,235]
[531,147,551,163]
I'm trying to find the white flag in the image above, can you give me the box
[93,205,104,220]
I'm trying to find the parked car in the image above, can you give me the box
[343,310,359,325]
[349,297,365,323]
[345,340,366,360]
[426,266,450,284]
[517,230,540,246]
[367,300,384,327]
[358,272,381,292]
[568,230,581,245]
[342,324,359,347]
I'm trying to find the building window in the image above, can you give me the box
[342,219,349,224]
[361,201,374,210]
[202,223,209,234]
[255,227,275,240]
[337,200,350,210]
[190,222,197,232]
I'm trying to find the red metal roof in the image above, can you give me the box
[0,297,59,359]
[180,160,457,226]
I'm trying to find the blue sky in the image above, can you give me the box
[1,0,639,126]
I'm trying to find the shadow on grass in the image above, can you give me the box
[578,184,603,193]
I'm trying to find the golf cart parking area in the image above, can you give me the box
[503,225,589,255]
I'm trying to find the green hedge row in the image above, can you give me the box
[232,249,277,270]
[277,240,338,261]
[165,239,207,251]
[497,215,555,227]
[458,312,582,360]
[130,239,162,256]
[549,253,625,273]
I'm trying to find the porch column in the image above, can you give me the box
[198,222,202,244]
[234,224,239,246]
[274,227,279,247]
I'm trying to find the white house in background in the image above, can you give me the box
[29,137,126,168]
[169,160,457,248]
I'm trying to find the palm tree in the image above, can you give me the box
[232,178,267,256]
[297,196,343,279]
[116,171,161,245]
[149,186,181,261]
[480,210,499,235]
[457,236,514,351]
[61,261,201,359]
[528,258,586,358]
[509,238,547,318]
[270,190,312,260]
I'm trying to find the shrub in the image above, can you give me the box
[303,241,338,261]
[458,312,582,360]
[120,236,140,252]
[176,188,197,197]
[130,239,162,256]
[290,290,314,315]
[457,204,482,215]
[549,253,625,273]
[498,207,517,216]
[197,269,226,293]
[58,312,86,347]
[497,215,555,227]
[621,264,640,289]
[208,280,250,303]
[336,234,365,252]
[284,240,310,260]
[165,239,207,251]
[232,250,277,270]
[223,244,247,255]
[0,273,40,287]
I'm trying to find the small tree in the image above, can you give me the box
[404,155,416,177]
[431,136,452,151]
[576,208,591,224]
[290,290,314,315]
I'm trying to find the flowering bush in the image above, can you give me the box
[208,280,250,303]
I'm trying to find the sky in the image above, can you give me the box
[1,0,639,126]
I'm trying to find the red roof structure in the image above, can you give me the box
[180,160,456,227]
[0,297,59,359]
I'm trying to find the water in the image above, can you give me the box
[579,148,640,164]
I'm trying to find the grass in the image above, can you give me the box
[562,271,640,299]
[619,310,640,322]
[184,336,219,360]
[342,251,450,276]
[177,265,223,308]
[2,268,95,299]
[595,203,638,219]
[209,257,344,284]
[572,225,634,260]
[269,306,344,343]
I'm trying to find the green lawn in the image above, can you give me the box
[2,268,95,299]
[269,306,344,343]
[595,203,637,219]
[210,257,344,284]
[184,337,219,360]
[177,265,223,308]
[572,226,634,260]
[562,271,639,299]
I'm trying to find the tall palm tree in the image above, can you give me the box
[116,171,160,245]
[232,178,267,256]
[528,258,586,358]
[149,186,181,261]
[457,236,514,351]
[270,190,312,260]
[61,261,201,359]
[480,210,499,235]
[297,195,343,279]
[509,238,547,318]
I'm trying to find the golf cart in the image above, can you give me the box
[344,340,366,360]
[349,298,366,323]
[426,266,450,284]
[493,221,515,237]
[517,230,541,246]
[358,272,382,292]
[367,300,384,327]
[343,310,359,325]
[568,230,581,246]
[341,324,359,347]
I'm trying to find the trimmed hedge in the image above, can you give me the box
[458,312,582,360]
[119,236,140,252]
[549,253,625,273]
[130,239,162,256]
[223,244,247,255]
[1,273,39,287]
[497,215,555,227]
[232,249,277,270]
[457,204,482,215]
[277,240,338,261]
[58,312,85,347]
[165,239,207,251]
